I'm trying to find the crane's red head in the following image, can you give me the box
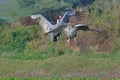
[57,15,61,21]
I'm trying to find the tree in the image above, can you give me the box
[17,0,35,8]
[64,0,94,8]
[17,0,71,24]
[16,0,95,23]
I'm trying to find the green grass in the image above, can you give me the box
[0,53,120,79]
[0,77,120,80]
[0,77,98,80]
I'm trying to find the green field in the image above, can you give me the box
[0,53,120,80]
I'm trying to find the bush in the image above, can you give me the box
[0,25,41,52]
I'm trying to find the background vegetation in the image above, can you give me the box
[0,0,119,60]
[0,0,120,79]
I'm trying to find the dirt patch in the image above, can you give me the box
[103,72,120,79]
[26,69,45,77]
[102,67,120,79]
[9,69,45,77]
[61,70,101,78]
[61,69,120,79]
[9,70,24,77]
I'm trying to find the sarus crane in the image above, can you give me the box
[20,10,103,48]
[20,13,67,42]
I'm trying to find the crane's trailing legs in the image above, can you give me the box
[67,37,77,48]
[74,37,77,48]
[67,38,71,48]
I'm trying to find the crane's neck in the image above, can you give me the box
[57,19,60,26]
[57,15,61,26]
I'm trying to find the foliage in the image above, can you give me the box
[85,0,120,53]
[17,0,35,8]
[64,0,95,8]
[0,0,94,23]
[0,24,69,60]
[0,19,7,25]
[0,0,120,60]
[0,25,41,52]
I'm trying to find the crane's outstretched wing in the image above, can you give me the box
[45,23,69,35]
[45,10,88,35]
[70,11,86,27]
[61,10,86,25]
[75,24,89,31]
[75,24,103,34]
[75,11,86,20]
[20,15,55,33]
[20,16,39,26]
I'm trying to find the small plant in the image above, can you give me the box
[86,45,99,55]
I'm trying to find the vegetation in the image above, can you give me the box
[0,0,119,59]
[0,0,120,79]
[0,77,98,80]
[0,54,120,79]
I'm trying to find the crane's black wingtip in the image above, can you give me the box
[96,30,103,33]
[44,33,48,35]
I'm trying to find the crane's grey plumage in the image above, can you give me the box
[63,23,103,48]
